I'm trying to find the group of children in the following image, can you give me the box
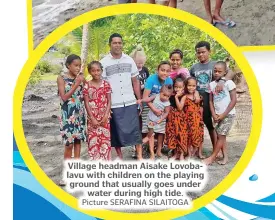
[57,41,237,177]
[114,0,236,28]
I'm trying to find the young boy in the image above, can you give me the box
[190,41,235,155]
[203,61,237,165]
[141,84,172,160]
[190,41,218,150]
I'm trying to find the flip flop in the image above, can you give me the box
[214,18,236,28]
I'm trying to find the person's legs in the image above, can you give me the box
[203,134,226,165]
[213,0,226,22]
[202,92,218,151]
[218,141,228,165]
[73,139,81,159]
[198,143,206,159]
[168,0,177,8]
[64,144,73,159]
[149,0,156,3]
[131,0,137,2]
[162,0,170,6]
[115,147,123,160]
[156,133,164,157]
[203,0,213,24]
[60,143,73,186]
[136,144,143,160]
[208,128,217,150]
[144,128,155,160]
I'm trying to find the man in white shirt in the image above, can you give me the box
[100,33,142,160]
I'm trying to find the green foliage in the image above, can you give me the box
[36,60,52,74]
[29,68,42,86]
[50,14,232,73]
[60,46,72,56]
[51,64,62,75]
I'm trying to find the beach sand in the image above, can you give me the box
[32,0,275,47]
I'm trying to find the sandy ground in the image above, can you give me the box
[32,0,275,47]
[22,78,252,212]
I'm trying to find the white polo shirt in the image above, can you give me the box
[100,53,139,108]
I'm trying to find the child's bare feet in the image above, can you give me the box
[179,153,184,160]
[149,156,155,160]
[216,150,223,159]
[202,157,215,165]
[206,16,213,25]
[213,14,225,23]
[198,153,206,159]
[169,153,178,160]
[217,156,228,165]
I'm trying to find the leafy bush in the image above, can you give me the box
[37,60,52,74]
[51,64,63,75]
[60,46,71,56]
[28,68,42,86]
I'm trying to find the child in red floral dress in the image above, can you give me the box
[83,61,112,160]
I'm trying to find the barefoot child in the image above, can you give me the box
[57,54,86,185]
[203,61,237,165]
[142,61,173,159]
[169,49,190,80]
[142,84,173,160]
[183,77,204,159]
[83,61,112,161]
[166,77,187,160]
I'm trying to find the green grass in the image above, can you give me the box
[41,74,58,81]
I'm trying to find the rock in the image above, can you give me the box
[26,94,45,101]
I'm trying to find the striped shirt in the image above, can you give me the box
[100,53,139,108]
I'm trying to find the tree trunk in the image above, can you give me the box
[80,24,89,74]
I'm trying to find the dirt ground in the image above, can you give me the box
[32,0,275,47]
[22,78,252,209]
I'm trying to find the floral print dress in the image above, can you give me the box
[83,80,111,160]
[59,75,86,146]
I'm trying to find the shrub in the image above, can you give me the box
[37,60,52,74]
[28,69,42,86]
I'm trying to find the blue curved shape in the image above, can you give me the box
[13,134,18,151]
[14,168,99,220]
[211,203,236,220]
[217,195,275,219]
[13,165,29,172]
[257,193,275,203]
[174,207,220,220]
[13,151,26,167]
[14,184,70,220]
[249,174,258,181]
